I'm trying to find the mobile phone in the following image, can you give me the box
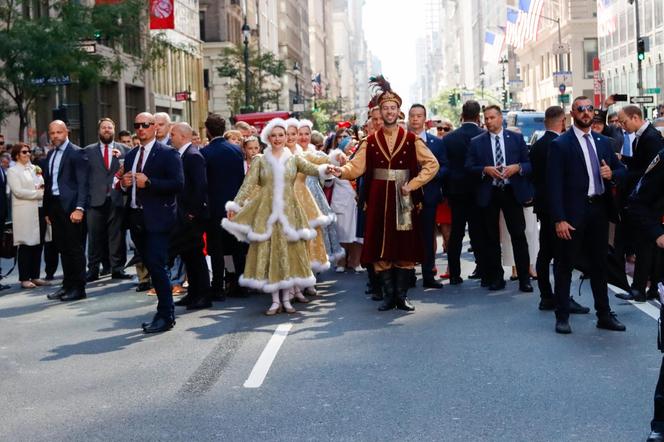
[613,94,628,102]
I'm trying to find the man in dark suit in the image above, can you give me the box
[44,120,89,302]
[169,122,212,310]
[466,105,533,293]
[201,113,245,298]
[530,106,591,314]
[547,96,627,334]
[626,147,664,442]
[408,104,444,289]
[440,100,485,285]
[615,105,664,302]
[121,112,184,333]
[84,118,131,282]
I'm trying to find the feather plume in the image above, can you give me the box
[368,75,393,95]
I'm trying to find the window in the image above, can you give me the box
[583,38,598,79]
[199,11,206,42]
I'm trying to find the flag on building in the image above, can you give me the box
[505,0,543,49]
[483,30,505,64]
[597,0,617,37]
[505,6,520,48]
[150,0,175,30]
[312,73,322,98]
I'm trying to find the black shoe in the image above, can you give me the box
[174,294,193,307]
[44,274,55,281]
[615,289,647,302]
[371,285,383,301]
[394,268,415,312]
[647,430,664,442]
[509,275,519,281]
[468,268,481,279]
[423,278,444,289]
[112,272,133,280]
[569,297,590,314]
[555,319,572,334]
[135,282,151,292]
[519,282,534,293]
[186,296,213,310]
[211,291,226,302]
[489,279,506,291]
[0,283,10,291]
[47,287,67,300]
[596,312,626,331]
[449,276,463,285]
[142,316,175,333]
[377,270,396,311]
[100,267,111,277]
[60,288,86,301]
[85,271,99,283]
[648,287,659,300]
[538,297,556,311]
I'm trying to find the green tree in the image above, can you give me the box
[0,0,167,141]
[217,44,286,115]
[428,88,501,126]
[305,98,340,132]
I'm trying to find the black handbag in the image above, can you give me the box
[0,222,16,259]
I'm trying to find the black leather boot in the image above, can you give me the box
[394,268,415,312]
[377,269,396,311]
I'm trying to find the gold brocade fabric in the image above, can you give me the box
[293,150,332,270]
[222,149,327,291]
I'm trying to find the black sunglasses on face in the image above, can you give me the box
[438,127,451,132]
[133,122,154,129]
[20,150,30,154]
[576,105,594,113]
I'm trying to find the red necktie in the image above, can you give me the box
[103,144,110,170]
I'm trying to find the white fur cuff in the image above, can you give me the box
[318,164,333,180]
[225,201,242,213]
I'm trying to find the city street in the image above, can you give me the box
[0,248,659,442]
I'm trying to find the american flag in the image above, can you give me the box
[505,0,544,49]
[312,73,322,98]
[597,0,616,37]
[483,30,505,63]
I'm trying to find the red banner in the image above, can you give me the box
[150,0,175,30]
[593,57,602,108]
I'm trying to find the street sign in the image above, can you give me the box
[630,95,655,104]
[559,94,570,104]
[553,71,573,88]
[552,42,571,55]
[509,80,524,92]
[175,91,190,101]
[77,40,97,53]
[292,103,305,112]
[646,88,661,94]
[559,84,566,94]
[31,76,71,86]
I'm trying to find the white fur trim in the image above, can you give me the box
[317,163,333,181]
[239,274,317,293]
[307,143,317,152]
[309,213,334,228]
[225,201,242,213]
[285,117,300,128]
[311,260,331,272]
[328,249,346,264]
[222,146,318,243]
[329,148,344,167]
[260,118,288,145]
[298,119,313,130]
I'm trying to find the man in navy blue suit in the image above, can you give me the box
[201,113,246,298]
[440,100,485,285]
[169,122,212,310]
[547,96,626,334]
[44,120,89,302]
[466,105,533,293]
[408,104,444,289]
[121,112,184,333]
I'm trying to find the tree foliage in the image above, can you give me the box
[0,0,167,141]
[217,44,286,115]
[428,88,501,126]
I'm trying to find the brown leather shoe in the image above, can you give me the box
[172,284,187,295]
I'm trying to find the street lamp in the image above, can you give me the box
[241,20,251,114]
[293,61,301,106]
[479,69,485,100]
[499,56,509,110]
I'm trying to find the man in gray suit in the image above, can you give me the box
[85,118,131,281]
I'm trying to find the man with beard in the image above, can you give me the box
[329,76,439,312]
[547,96,626,334]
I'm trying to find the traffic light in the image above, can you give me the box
[501,90,508,104]
[94,30,102,43]
[448,93,456,106]
[637,38,646,61]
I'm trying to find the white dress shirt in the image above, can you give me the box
[490,130,509,185]
[129,138,155,208]
[48,138,69,196]
[177,142,191,157]
[572,125,601,196]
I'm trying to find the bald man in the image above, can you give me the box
[169,123,212,310]
[44,120,89,302]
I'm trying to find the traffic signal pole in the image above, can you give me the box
[633,0,644,97]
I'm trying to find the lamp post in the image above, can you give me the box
[499,56,508,110]
[241,19,251,114]
[479,68,485,100]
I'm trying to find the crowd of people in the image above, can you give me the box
[0,80,662,341]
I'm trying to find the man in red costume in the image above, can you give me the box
[329,76,439,312]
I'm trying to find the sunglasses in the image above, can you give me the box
[20,150,30,154]
[133,122,154,129]
[438,127,452,132]
[575,105,594,113]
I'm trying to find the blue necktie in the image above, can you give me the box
[494,135,505,187]
[583,134,604,195]
[622,132,632,157]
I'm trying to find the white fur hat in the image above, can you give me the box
[285,117,300,128]
[298,119,313,130]
[260,118,288,145]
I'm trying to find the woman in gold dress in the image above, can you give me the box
[222,118,330,315]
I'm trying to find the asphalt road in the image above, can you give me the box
[0,249,660,442]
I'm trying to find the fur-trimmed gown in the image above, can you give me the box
[290,145,335,272]
[304,145,346,265]
[221,147,329,293]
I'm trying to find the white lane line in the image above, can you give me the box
[610,279,661,320]
[243,323,293,388]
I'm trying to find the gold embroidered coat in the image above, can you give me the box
[222,147,328,293]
